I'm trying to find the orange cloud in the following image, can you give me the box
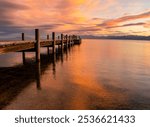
[144,21,150,28]
[98,11,150,27]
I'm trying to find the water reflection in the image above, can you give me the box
[1,39,150,110]
[61,50,64,64]
[36,62,41,90]
[0,48,70,109]
[22,52,26,64]
[52,53,56,79]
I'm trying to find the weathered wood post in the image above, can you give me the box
[64,35,65,40]
[35,29,40,62]
[70,35,71,46]
[52,32,56,53]
[58,36,60,49]
[22,33,25,40]
[22,33,26,64]
[79,36,81,44]
[72,35,74,45]
[72,35,75,45]
[71,35,74,45]
[69,35,71,47]
[61,34,63,50]
[70,35,72,46]
[47,34,49,40]
[66,35,68,48]
[47,34,50,55]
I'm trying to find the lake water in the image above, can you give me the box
[0,39,150,110]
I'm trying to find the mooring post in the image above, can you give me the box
[72,35,74,45]
[22,33,25,40]
[64,35,65,40]
[69,35,71,47]
[58,36,60,48]
[35,29,40,62]
[61,34,63,50]
[72,35,74,44]
[47,34,49,40]
[47,34,50,55]
[66,35,68,48]
[70,35,72,46]
[79,36,81,43]
[22,33,26,64]
[52,32,56,54]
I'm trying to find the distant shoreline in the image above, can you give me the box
[82,38,150,41]
[81,36,150,41]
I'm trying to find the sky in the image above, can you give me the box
[0,0,150,39]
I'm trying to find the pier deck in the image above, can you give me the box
[0,29,81,62]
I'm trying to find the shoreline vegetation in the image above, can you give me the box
[81,35,150,41]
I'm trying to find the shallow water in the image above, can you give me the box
[0,39,150,110]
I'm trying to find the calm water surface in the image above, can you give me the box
[0,39,150,110]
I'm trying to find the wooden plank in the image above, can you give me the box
[52,32,56,53]
[0,30,81,55]
[0,43,35,54]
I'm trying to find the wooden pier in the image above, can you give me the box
[0,29,81,62]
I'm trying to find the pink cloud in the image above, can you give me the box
[98,11,150,27]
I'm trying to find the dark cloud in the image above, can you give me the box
[0,1,29,10]
[0,23,64,40]
[105,22,146,29]
[0,1,30,38]
[119,22,145,27]
[0,1,29,19]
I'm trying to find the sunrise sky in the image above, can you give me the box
[0,0,150,39]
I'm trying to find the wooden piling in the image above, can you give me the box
[22,33,26,64]
[69,35,71,47]
[22,33,25,41]
[61,34,63,50]
[66,35,68,48]
[70,35,72,46]
[57,36,60,49]
[47,34,50,55]
[79,36,81,43]
[47,34,49,40]
[71,35,73,45]
[35,29,40,62]
[52,32,56,53]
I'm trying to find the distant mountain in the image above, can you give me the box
[81,35,150,41]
